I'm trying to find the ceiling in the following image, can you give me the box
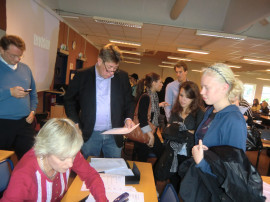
[40,0,270,74]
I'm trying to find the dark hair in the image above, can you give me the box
[164,77,174,86]
[253,98,260,106]
[174,61,188,72]
[0,35,26,51]
[130,73,139,81]
[171,81,204,116]
[135,72,160,103]
[99,43,122,63]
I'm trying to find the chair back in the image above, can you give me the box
[0,159,14,192]
[159,183,179,202]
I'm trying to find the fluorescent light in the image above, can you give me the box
[109,39,141,46]
[192,70,202,72]
[234,75,240,77]
[167,56,192,61]
[177,48,209,55]
[123,56,141,61]
[256,78,270,81]
[243,57,270,64]
[196,30,246,41]
[226,64,241,68]
[93,16,143,28]
[158,65,174,68]
[266,69,270,71]
[120,50,141,55]
[61,16,79,19]
[162,61,177,65]
[123,60,140,64]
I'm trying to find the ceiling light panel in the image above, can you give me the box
[226,64,241,68]
[93,16,143,28]
[243,57,270,64]
[196,30,246,41]
[120,50,141,55]
[109,39,141,46]
[123,56,141,61]
[162,61,177,65]
[167,56,192,61]
[177,48,209,55]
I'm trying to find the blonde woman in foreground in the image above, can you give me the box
[1,118,107,202]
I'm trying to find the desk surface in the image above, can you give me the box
[62,161,158,202]
[0,150,15,162]
[262,176,270,184]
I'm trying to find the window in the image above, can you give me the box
[261,86,270,103]
[243,84,256,104]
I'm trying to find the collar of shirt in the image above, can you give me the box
[0,55,18,70]
[95,63,114,80]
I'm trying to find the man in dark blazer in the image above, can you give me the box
[64,44,135,158]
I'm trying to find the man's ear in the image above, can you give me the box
[0,47,4,55]
[97,57,102,66]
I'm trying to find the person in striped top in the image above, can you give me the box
[1,118,107,202]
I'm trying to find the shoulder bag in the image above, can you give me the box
[125,94,156,143]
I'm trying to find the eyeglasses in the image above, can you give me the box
[5,51,23,60]
[103,61,119,74]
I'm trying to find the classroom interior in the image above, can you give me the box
[1,0,270,199]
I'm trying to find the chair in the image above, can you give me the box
[0,159,14,193]
[159,183,180,202]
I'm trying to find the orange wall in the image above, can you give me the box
[58,22,99,85]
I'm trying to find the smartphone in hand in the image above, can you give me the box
[24,89,32,92]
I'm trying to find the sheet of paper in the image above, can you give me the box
[81,174,126,192]
[90,158,128,173]
[101,124,140,135]
[105,167,134,176]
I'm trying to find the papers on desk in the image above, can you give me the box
[90,158,134,176]
[81,174,144,202]
[101,124,140,135]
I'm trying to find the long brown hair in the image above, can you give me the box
[171,81,204,116]
[135,72,160,103]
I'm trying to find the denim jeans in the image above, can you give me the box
[81,130,122,159]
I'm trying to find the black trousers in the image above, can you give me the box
[0,117,35,159]
[134,132,164,162]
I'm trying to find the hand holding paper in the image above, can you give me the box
[102,124,140,135]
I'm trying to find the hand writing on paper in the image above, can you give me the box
[192,139,208,164]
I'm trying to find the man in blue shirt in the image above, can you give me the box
[64,44,135,158]
[0,35,38,159]
[165,62,188,121]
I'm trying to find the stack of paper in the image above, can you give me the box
[90,158,134,176]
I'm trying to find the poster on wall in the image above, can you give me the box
[6,0,60,91]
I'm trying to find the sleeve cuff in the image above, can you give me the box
[141,125,152,133]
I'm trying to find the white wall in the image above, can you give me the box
[6,0,60,91]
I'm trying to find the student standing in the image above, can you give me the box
[64,44,135,158]
[165,62,188,121]
[0,35,38,159]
